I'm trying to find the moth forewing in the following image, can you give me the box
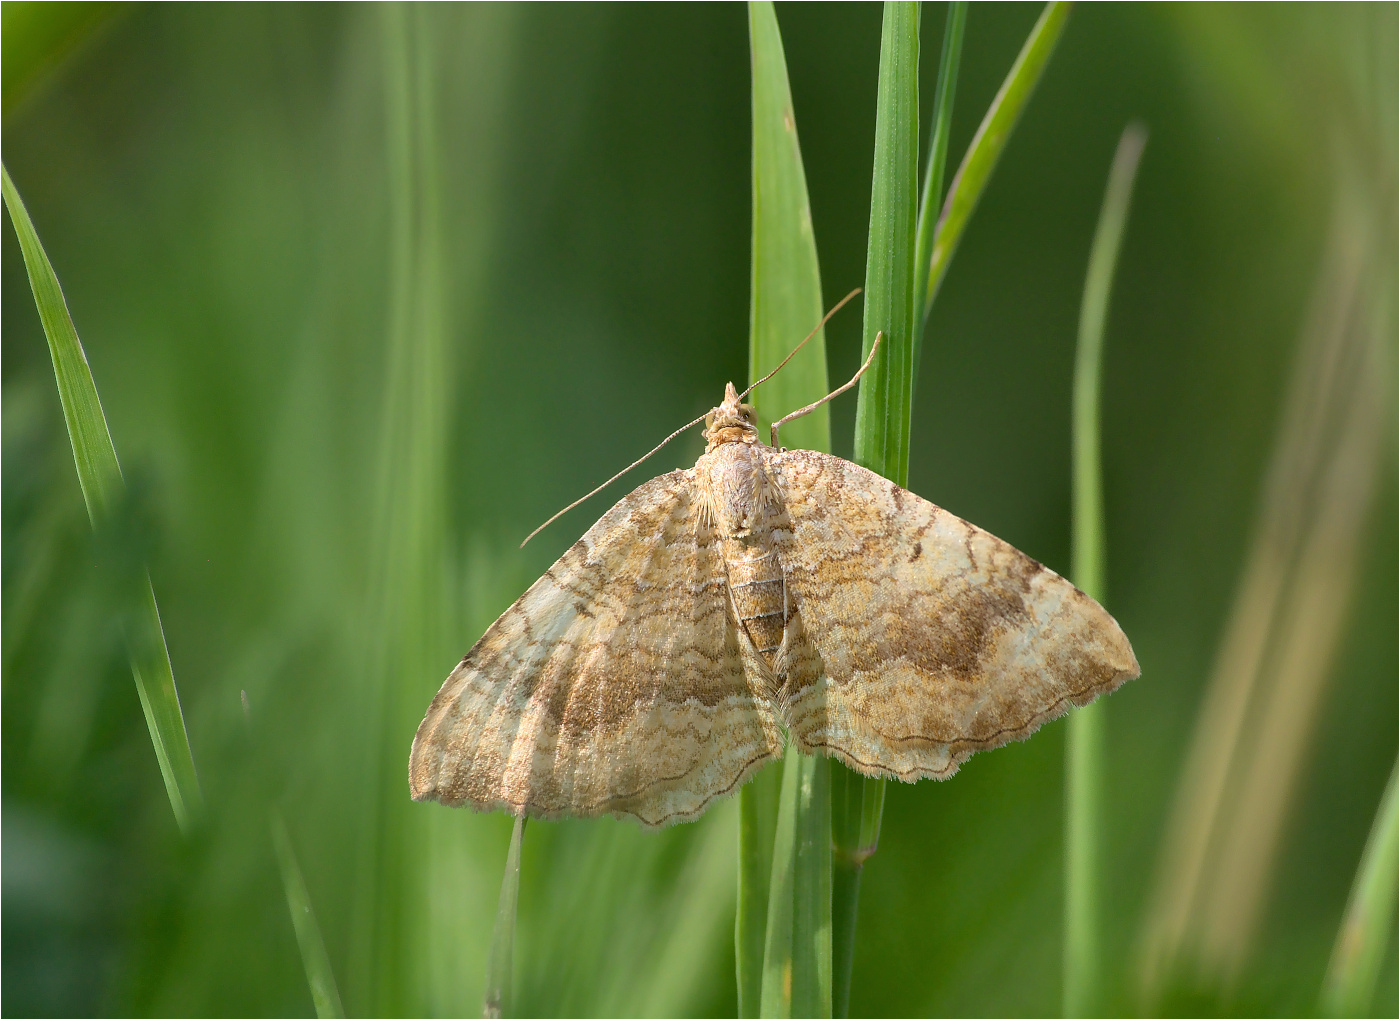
[409,468,782,828]
[769,448,1139,780]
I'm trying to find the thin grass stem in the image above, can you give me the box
[484,816,527,1019]
[272,812,346,1019]
[923,1,1071,319]
[1064,122,1147,1018]
[1319,757,1399,1017]
[791,752,833,1017]
[739,764,783,1018]
[760,743,802,1018]
[910,0,966,386]
[1,162,202,833]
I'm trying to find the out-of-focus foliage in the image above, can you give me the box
[2,4,1394,1017]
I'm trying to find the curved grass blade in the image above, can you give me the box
[484,816,526,1019]
[910,0,966,378]
[1319,758,1399,1017]
[272,812,346,1019]
[746,3,832,1017]
[922,1,1071,320]
[1,161,202,832]
[1064,122,1148,1018]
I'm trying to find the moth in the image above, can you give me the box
[410,331,1139,828]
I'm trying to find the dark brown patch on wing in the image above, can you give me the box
[766,448,1140,782]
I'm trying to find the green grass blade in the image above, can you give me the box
[761,743,802,1018]
[1319,758,1400,1017]
[923,1,1071,320]
[1064,701,1104,1016]
[1071,122,1146,604]
[830,768,860,1018]
[746,4,832,1017]
[852,0,920,491]
[1064,122,1147,1018]
[761,755,836,1018]
[272,812,346,1019]
[835,5,920,1014]
[1,161,202,833]
[484,816,526,1019]
[746,0,830,449]
[791,751,832,1017]
[739,763,782,1018]
[911,0,966,363]
[2,166,121,522]
[830,762,885,1018]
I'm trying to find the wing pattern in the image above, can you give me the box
[770,449,1140,781]
[409,469,782,827]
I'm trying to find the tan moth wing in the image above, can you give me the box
[768,449,1140,781]
[409,470,783,827]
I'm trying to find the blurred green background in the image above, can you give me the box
[2,3,1395,1016]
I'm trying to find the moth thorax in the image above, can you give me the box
[704,444,767,531]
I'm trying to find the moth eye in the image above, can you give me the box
[740,404,756,422]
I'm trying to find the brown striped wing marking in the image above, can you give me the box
[408,469,782,827]
[769,449,1140,782]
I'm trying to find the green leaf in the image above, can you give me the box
[1063,122,1148,1018]
[272,812,346,1019]
[738,762,782,1018]
[746,0,830,451]
[760,745,812,1019]
[758,751,835,1020]
[1319,758,1400,1017]
[484,816,526,1019]
[845,0,924,489]
[922,1,1071,320]
[790,751,832,1017]
[745,3,833,1017]
[830,763,886,1018]
[852,0,921,491]
[759,746,799,1018]
[1,161,202,833]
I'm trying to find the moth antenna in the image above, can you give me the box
[738,287,862,402]
[520,409,711,548]
[770,330,884,449]
[522,287,861,549]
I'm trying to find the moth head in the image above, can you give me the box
[703,382,759,448]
